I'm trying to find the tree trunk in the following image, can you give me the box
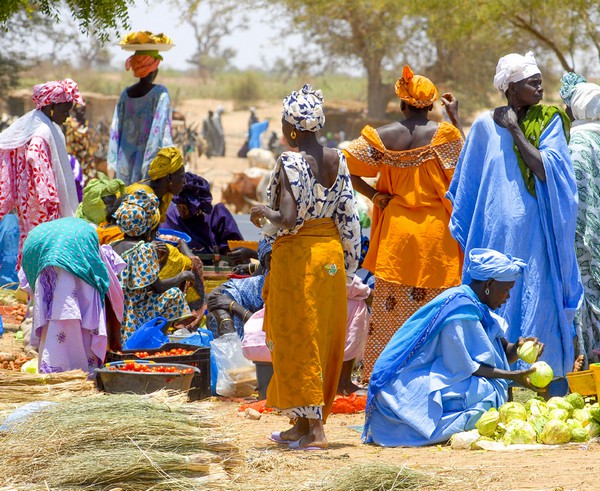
[366,64,394,119]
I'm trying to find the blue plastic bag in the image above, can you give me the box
[180,328,218,395]
[123,317,169,350]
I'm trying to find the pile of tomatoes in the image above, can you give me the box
[134,348,195,358]
[108,362,194,374]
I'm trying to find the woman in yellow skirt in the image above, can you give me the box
[251,85,361,450]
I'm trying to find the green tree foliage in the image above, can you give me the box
[0,0,135,43]
[270,0,421,118]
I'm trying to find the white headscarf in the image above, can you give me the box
[493,51,541,93]
[570,83,600,122]
[468,248,527,282]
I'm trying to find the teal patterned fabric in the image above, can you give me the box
[21,217,109,298]
[571,129,600,362]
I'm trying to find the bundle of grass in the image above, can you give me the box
[0,369,96,404]
[0,393,242,490]
[315,462,443,491]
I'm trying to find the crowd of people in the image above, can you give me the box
[1,47,600,450]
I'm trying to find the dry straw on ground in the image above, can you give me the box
[311,462,444,491]
[0,368,96,404]
[0,392,242,490]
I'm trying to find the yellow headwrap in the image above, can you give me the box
[394,65,438,109]
[148,147,184,181]
[75,173,126,225]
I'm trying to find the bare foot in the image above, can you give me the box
[573,354,585,372]
[337,381,365,396]
[279,417,309,442]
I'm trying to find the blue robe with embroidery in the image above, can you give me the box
[363,285,509,447]
[446,111,583,379]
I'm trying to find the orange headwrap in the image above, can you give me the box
[125,53,161,79]
[394,65,438,108]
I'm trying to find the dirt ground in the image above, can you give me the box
[1,325,598,491]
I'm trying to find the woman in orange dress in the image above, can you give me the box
[344,65,464,380]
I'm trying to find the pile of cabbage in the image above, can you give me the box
[474,393,600,445]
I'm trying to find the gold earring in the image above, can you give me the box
[50,108,54,117]
[291,129,297,139]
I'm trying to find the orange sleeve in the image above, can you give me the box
[343,125,385,178]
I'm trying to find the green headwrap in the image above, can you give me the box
[75,173,126,225]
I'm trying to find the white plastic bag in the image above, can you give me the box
[211,333,257,397]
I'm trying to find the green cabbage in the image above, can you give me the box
[527,414,548,439]
[475,407,499,437]
[525,398,548,417]
[586,420,600,438]
[565,392,585,410]
[566,418,583,430]
[498,402,527,424]
[571,427,590,442]
[547,397,574,418]
[588,405,600,424]
[572,408,590,425]
[548,409,569,422]
[529,361,554,388]
[517,340,540,364]
[540,419,572,444]
[502,420,537,445]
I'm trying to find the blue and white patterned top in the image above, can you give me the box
[264,149,361,277]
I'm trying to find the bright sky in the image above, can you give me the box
[107,2,288,71]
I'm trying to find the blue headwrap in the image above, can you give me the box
[559,72,588,107]
[172,172,213,216]
[282,84,326,132]
[468,248,527,282]
[257,238,272,269]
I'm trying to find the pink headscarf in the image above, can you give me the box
[32,78,84,110]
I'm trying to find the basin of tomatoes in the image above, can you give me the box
[134,348,195,358]
[108,361,194,374]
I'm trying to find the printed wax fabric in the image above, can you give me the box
[107,85,173,185]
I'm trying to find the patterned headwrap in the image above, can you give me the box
[559,72,588,107]
[394,65,438,109]
[32,78,84,110]
[114,189,161,237]
[148,146,184,181]
[468,248,527,282]
[493,51,541,94]
[282,84,325,132]
[125,50,163,78]
[172,172,213,215]
[75,173,126,225]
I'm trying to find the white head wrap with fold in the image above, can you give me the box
[570,83,600,122]
[468,248,527,282]
[493,51,541,93]
[282,84,325,132]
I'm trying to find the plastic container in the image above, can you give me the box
[590,363,600,396]
[156,228,191,245]
[105,343,211,400]
[227,240,259,251]
[566,370,597,396]
[95,361,198,395]
[254,361,273,400]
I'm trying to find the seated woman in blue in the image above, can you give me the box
[363,248,545,447]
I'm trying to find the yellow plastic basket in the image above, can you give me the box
[203,273,230,293]
[227,240,259,251]
[566,368,598,396]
